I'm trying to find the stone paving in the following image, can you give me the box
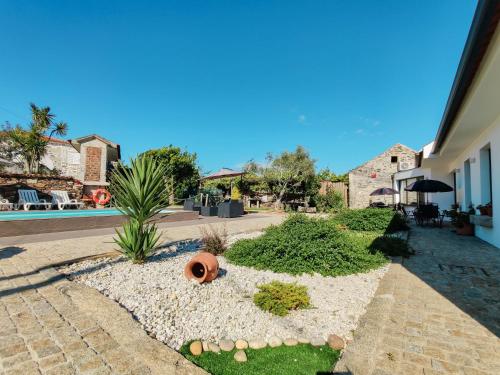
[0,214,284,375]
[334,225,500,375]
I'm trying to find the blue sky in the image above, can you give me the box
[0,0,476,174]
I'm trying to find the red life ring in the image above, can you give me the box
[93,189,112,205]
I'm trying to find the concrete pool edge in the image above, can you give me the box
[0,210,199,237]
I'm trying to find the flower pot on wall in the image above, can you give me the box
[456,224,474,236]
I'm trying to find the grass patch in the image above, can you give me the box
[332,208,408,233]
[225,214,391,276]
[253,281,310,316]
[180,342,340,375]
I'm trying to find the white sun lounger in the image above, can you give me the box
[51,190,84,210]
[18,189,52,211]
[0,198,14,210]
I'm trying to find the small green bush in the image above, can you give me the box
[315,189,344,213]
[333,208,408,233]
[253,281,310,316]
[369,236,411,257]
[200,225,227,255]
[225,214,389,276]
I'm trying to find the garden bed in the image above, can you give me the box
[60,231,388,351]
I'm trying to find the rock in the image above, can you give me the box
[219,339,235,352]
[284,338,298,346]
[268,336,282,348]
[208,343,221,353]
[248,338,267,349]
[298,337,310,344]
[235,339,248,350]
[189,341,202,356]
[202,341,209,352]
[234,350,247,362]
[310,337,326,347]
[327,334,345,350]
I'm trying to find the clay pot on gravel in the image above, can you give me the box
[184,252,219,283]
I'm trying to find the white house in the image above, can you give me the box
[394,0,500,248]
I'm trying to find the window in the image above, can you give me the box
[398,176,424,205]
[464,159,472,208]
[391,156,398,163]
[480,145,492,204]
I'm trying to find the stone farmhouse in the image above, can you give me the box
[348,144,418,208]
[42,134,121,194]
[1,134,120,197]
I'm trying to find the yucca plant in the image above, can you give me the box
[110,156,167,263]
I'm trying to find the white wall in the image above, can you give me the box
[448,115,500,248]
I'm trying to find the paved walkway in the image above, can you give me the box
[334,225,500,375]
[0,214,284,375]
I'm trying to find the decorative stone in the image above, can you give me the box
[208,343,221,353]
[219,339,235,352]
[248,338,267,350]
[298,337,310,344]
[327,334,345,350]
[235,339,248,350]
[284,338,298,346]
[189,341,202,356]
[234,350,247,362]
[310,337,326,347]
[202,341,209,352]
[268,336,282,348]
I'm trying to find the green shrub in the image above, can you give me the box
[200,225,227,255]
[111,156,167,264]
[253,281,310,316]
[225,214,389,276]
[315,189,344,213]
[333,208,408,233]
[369,236,411,257]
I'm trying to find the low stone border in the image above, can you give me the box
[188,334,345,363]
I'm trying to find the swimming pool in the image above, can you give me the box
[0,209,175,221]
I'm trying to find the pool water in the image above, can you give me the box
[0,209,174,221]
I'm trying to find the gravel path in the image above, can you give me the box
[60,232,388,350]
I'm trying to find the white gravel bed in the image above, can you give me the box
[60,231,388,350]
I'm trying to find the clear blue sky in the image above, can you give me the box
[0,0,476,174]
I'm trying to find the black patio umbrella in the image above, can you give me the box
[369,187,399,206]
[405,179,453,205]
[370,187,399,196]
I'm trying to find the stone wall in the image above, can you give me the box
[0,173,83,203]
[84,147,102,181]
[348,144,418,208]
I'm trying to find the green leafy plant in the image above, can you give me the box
[200,225,227,255]
[225,214,390,276]
[110,156,167,263]
[253,281,310,316]
[333,208,408,233]
[315,188,344,213]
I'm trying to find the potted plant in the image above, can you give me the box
[454,205,475,236]
[476,203,493,217]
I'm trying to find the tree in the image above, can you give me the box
[317,168,348,183]
[140,146,200,204]
[263,146,316,208]
[1,103,68,174]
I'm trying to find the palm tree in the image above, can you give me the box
[1,103,68,174]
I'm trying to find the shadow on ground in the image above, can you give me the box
[405,224,500,337]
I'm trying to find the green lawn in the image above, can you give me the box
[180,343,340,375]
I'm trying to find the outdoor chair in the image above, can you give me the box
[50,190,84,210]
[0,198,14,211]
[18,189,52,211]
[217,200,244,218]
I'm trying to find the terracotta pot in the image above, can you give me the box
[184,252,219,283]
[486,206,493,217]
[456,224,474,236]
